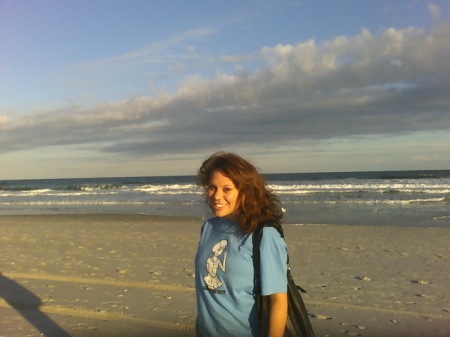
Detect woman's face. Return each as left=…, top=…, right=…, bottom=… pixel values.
left=208, top=170, right=239, bottom=218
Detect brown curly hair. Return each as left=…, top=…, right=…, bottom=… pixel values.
left=198, top=152, right=284, bottom=233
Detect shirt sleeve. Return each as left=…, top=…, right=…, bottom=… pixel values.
left=259, top=226, right=288, bottom=295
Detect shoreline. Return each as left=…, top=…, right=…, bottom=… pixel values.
left=1, top=213, right=448, bottom=228
left=1, top=214, right=449, bottom=336
left=0, top=213, right=203, bottom=221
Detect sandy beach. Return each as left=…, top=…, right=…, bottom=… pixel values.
left=0, top=214, right=449, bottom=337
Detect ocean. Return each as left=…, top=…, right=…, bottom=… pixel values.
left=1, top=170, right=449, bottom=228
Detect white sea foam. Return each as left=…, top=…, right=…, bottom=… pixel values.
left=1, top=171, right=449, bottom=227
left=283, top=197, right=446, bottom=205
left=269, top=183, right=450, bottom=194
left=433, top=214, right=450, bottom=220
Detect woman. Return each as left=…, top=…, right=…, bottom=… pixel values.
left=195, top=152, right=288, bottom=337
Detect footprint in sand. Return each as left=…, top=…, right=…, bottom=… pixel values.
left=311, top=314, right=332, bottom=320
left=340, top=331, right=361, bottom=337
left=415, top=294, right=432, bottom=299
left=410, top=279, right=431, bottom=284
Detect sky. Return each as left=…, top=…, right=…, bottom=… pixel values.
left=0, top=0, right=449, bottom=179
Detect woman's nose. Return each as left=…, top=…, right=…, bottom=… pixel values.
left=212, top=189, right=222, bottom=199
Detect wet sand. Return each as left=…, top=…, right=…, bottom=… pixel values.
left=0, top=214, right=449, bottom=336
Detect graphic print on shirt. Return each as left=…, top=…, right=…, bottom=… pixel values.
left=204, top=239, right=228, bottom=290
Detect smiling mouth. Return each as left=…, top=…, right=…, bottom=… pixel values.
left=212, top=202, right=228, bottom=210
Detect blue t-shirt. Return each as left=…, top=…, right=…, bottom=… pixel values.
left=195, top=217, right=288, bottom=337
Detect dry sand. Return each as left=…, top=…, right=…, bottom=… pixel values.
left=0, top=214, right=449, bottom=337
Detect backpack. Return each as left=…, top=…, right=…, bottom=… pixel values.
left=252, top=220, right=315, bottom=337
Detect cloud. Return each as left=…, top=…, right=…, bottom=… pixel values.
left=428, top=3, right=441, bottom=21
left=0, top=115, right=10, bottom=124
left=219, top=54, right=256, bottom=63
left=110, top=28, right=214, bottom=63
left=1, top=22, right=449, bottom=158
left=72, top=28, right=215, bottom=75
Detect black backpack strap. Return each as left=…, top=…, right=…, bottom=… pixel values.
left=253, top=220, right=315, bottom=337
left=252, top=220, right=274, bottom=335
left=252, top=219, right=287, bottom=295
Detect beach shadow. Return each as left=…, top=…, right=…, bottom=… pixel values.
left=0, top=273, right=71, bottom=336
